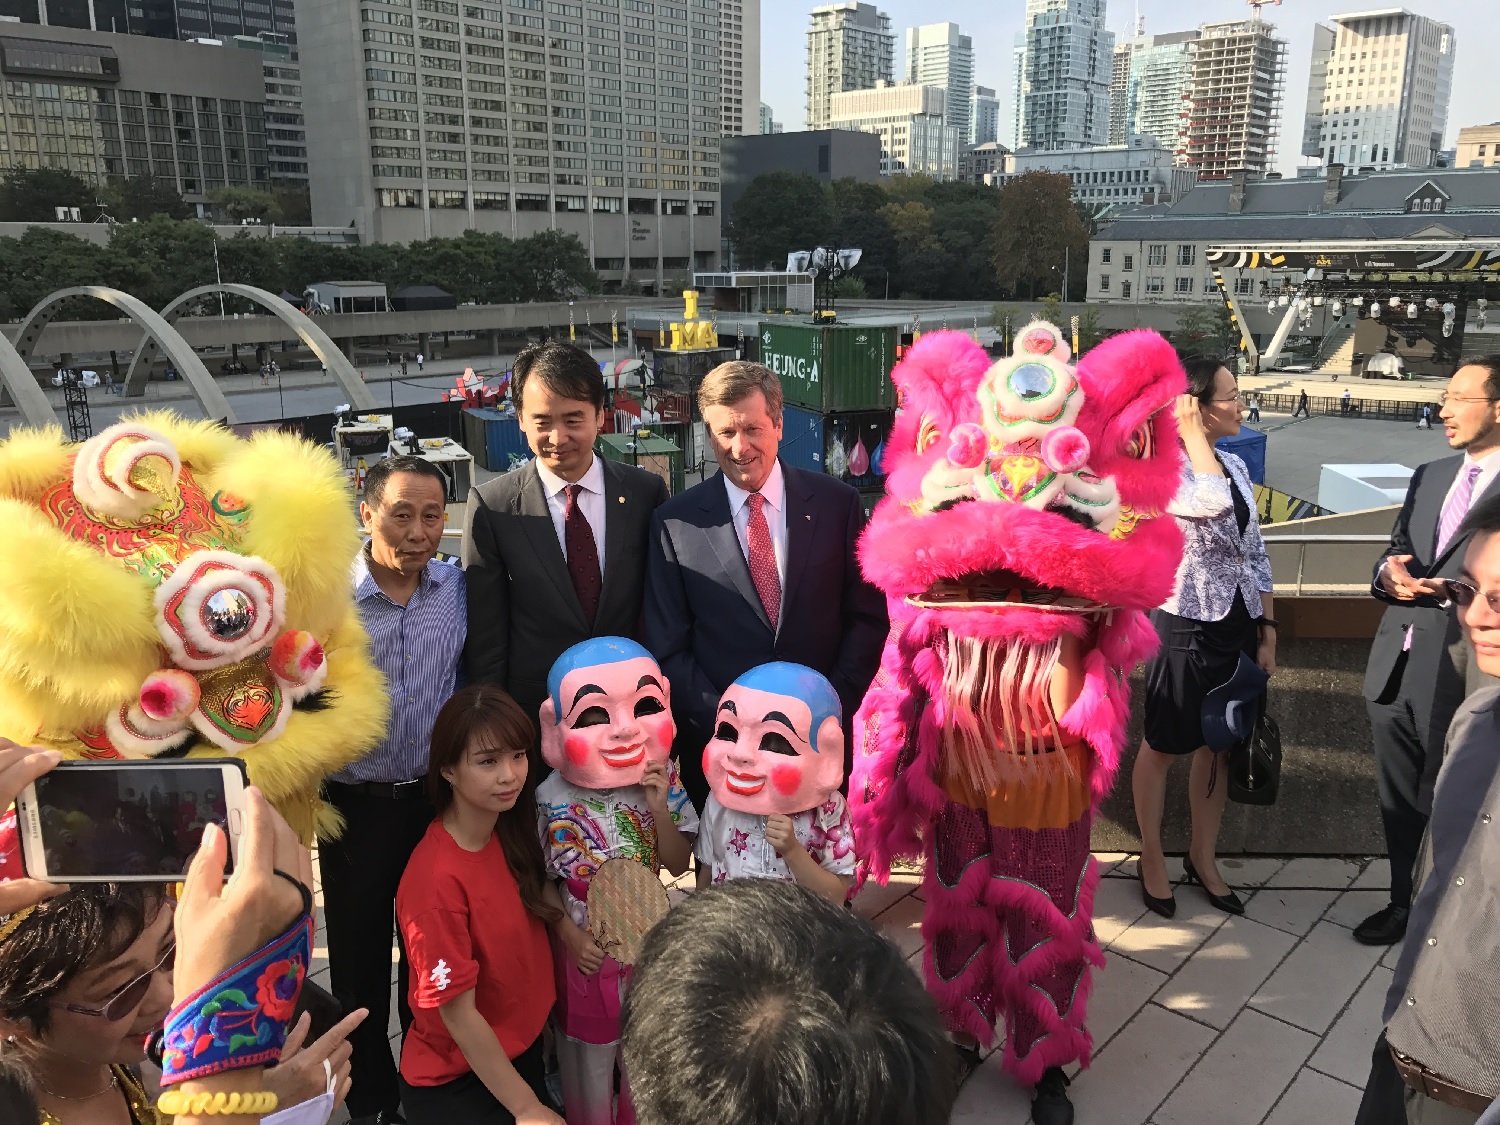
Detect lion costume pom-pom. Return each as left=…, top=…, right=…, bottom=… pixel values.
left=0, top=414, right=389, bottom=842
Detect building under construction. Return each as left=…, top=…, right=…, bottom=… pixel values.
left=1186, top=17, right=1287, bottom=180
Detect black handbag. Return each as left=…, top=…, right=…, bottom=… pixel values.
left=1228, top=712, right=1281, bottom=806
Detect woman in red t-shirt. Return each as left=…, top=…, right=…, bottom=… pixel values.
left=397, top=685, right=567, bottom=1125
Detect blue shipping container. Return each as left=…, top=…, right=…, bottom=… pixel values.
left=1216, top=427, right=1267, bottom=484
left=779, top=405, right=893, bottom=488
left=464, top=407, right=534, bottom=473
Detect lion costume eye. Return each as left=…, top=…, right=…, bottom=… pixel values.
left=1124, top=420, right=1155, bottom=460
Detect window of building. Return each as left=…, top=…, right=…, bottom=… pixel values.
left=1177, top=245, right=1195, bottom=267
left=473, top=190, right=508, bottom=208
left=1174, top=277, right=1193, bottom=295
left=661, top=197, right=686, bottom=214
left=662, top=256, right=689, bottom=269
left=593, top=195, right=621, bottom=212
left=1234, top=277, right=1253, bottom=295
left=515, top=192, right=549, bottom=210
left=594, top=256, right=624, bottom=269
left=1120, top=280, right=1132, bottom=300
left=694, top=199, right=714, bottom=216
left=1100, top=248, right=1111, bottom=264
left=378, top=187, right=421, bottom=206
left=1148, top=244, right=1166, bottom=266
left=428, top=189, right=466, bottom=207
left=1122, top=253, right=1133, bottom=272
left=629, top=256, right=657, bottom=269
left=1145, top=276, right=1164, bottom=294
left=627, top=196, right=655, bottom=214
left=555, top=194, right=586, bottom=210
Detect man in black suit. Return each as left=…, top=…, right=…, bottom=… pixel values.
left=644, top=360, right=888, bottom=808
left=1358, top=356, right=1500, bottom=947
left=463, top=341, right=670, bottom=724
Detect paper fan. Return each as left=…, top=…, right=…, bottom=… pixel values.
left=587, top=857, right=670, bottom=966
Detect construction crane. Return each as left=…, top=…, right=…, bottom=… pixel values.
left=1247, top=0, right=1282, bottom=18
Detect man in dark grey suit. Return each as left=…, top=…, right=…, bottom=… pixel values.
left=644, top=361, right=888, bottom=809
left=463, top=342, right=669, bottom=724
left=1358, top=356, right=1500, bottom=947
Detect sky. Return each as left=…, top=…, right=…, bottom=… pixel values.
left=759, top=0, right=1496, bottom=176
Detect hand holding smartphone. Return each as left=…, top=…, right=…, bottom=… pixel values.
left=15, top=758, right=250, bottom=883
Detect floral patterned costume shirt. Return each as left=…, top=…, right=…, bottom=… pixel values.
left=694, top=793, right=855, bottom=886
left=535, top=762, right=699, bottom=928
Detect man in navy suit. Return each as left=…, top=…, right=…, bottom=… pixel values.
left=645, top=361, right=888, bottom=809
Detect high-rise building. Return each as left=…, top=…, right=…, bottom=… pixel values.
left=720, top=0, right=759, bottom=137
left=226, top=33, right=303, bottom=181
left=828, top=81, right=958, bottom=179
left=970, top=84, right=998, bottom=145
left=1302, top=9, right=1455, bottom=171
left=1016, top=0, right=1114, bottom=151
left=298, top=0, right=722, bottom=275
left=1111, top=29, right=1197, bottom=157
left=805, top=2, right=893, bottom=131
left=1010, top=32, right=1025, bottom=149
left=1185, top=17, right=1286, bottom=179
left=905, top=22, right=972, bottom=144
left=0, top=0, right=175, bottom=37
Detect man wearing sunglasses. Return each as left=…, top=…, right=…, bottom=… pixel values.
left=1358, top=493, right=1500, bottom=1125
left=1359, top=356, right=1500, bottom=949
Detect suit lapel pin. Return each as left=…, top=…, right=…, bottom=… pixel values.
left=617, top=495, right=625, bottom=504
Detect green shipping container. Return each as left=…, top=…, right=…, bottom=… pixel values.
left=758, top=322, right=897, bottom=412
left=596, top=431, right=685, bottom=497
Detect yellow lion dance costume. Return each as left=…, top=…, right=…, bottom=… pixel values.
left=0, top=413, right=389, bottom=842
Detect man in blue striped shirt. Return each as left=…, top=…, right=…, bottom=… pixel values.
left=320, top=454, right=467, bottom=1125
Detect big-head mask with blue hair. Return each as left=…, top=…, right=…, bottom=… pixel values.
left=704, top=663, right=845, bottom=815
left=539, top=637, right=675, bottom=789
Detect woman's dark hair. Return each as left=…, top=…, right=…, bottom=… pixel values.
left=1181, top=355, right=1229, bottom=404
left=427, top=685, right=561, bottom=925
left=0, top=884, right=168, bottom=1120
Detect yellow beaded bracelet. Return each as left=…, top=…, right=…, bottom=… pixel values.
left=155, top=1089, right=279, bottom=1116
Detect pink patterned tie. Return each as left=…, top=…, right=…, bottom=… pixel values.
left=745, top=493, right=780, bottom=628
left=1437, top=463, right=1482, bottom=557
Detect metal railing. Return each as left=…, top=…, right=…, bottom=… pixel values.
left=1260, top=533, right=1389, bottom=595
left=1258, top=392, right=1436, bottom=422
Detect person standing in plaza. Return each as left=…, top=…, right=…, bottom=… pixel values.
left=417, top=352, right=425, bottom=372
left=1343, top=387, right=1354, bottom=415
left=1294, top=388, right=1311, bottom=418
left=463, top=341, right=668, bottom=725
left=1356, top=356, right=1500, bottom=947
left=643, top=360, right=887, bottom=810
left=322, top=455, right=467, bottom=1125
left=1133, top=357, right=1276, bottom=918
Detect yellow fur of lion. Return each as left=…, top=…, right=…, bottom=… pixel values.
left=0, top=413, right=390, bottom=843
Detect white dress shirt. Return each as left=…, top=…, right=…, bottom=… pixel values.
left=723, top=459, right=787, bottom=588
left=535, top=453, right=606, bottom=577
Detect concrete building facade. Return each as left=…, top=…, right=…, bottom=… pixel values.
left=1301, top=8, right=1455, bottom=172
left=1085, top=164, right=1500, bottom=305
left=956, top=139, right=1006, bottom=184
left=719, top=0, right=757, bottom=137
left=995, top=135, right=1196, bottom=207
left=1456, top=123, right=1500, bottom=169
left=1016, top=0, right=1113, bottom=151
left=720, top=127, right=880, bottom=218
left=904, top=21, right=971, bottom=145
left=805, top=1, right=892, bottom=132
left=297, top=0, right=721, bottom=285
left=828, top=80, right=957, bottom=179
left=1185, top=17, right=1286, bottom=179
left=969, top=83, right=997, bottom=145
left=1110, top=28, right=1196, bottom=158
left=0, top=21, right=267, bottom=202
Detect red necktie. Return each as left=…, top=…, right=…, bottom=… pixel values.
left=564, top=484, right=601, bottom=626
left=746, top=492, right=780, bottom=628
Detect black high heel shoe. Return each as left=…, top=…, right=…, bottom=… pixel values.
left=1138, top=868, right=1176, bottom=918
left=1182, top=855, right=1245, bottom=915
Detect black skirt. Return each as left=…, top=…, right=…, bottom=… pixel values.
left=1143, top=591, right=1260, bottom=756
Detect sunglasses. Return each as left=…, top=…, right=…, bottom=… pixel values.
left=1445, top=580, right=1500, bottom=614
left=52, top=940, right=176, bottom=1022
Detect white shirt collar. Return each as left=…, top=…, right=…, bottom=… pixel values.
left=536, top=452, right=604, bottom=498
left=723, top=459, right=784, bottom=516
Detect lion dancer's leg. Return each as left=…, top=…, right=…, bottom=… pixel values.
left=921, top=743, right=1103, bottom=1086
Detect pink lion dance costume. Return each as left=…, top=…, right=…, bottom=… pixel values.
left=852, top=323, right=1186, bottom=1086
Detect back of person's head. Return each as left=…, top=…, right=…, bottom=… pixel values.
left=621, top=879, right=954, bottom=1125
left=1180, top=355, right=1227, bottom=405
left=512, top=340, right=605, bottom=413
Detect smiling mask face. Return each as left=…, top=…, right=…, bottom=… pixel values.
left=539, top=637, right=675, bottom=788
left=703, top=663, right=844, bottom=815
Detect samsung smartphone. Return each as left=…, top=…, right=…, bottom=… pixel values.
left=15, top=759, right=249, bottom=883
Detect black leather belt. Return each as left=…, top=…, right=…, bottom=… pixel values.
left=325, top=778, right=426, bottom=799
left=1390, top=1047, right=1492, bottom=1114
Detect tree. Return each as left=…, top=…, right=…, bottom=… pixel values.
left=0, top=168, right=95, bottom=222
left=512, top=229, right=600, bottom=300
left=991, top=171, right=1090, bottom=300
left=727, top=172, right=834, bottom=270
left=272, top=183, right=312, bottom=226
left=103, top=175, right=191, bottom=221
left=1173, top=305, right=1223, bottom=353
left=208, top=186, right=283, bottom=224
left=1076, top=307, right=1105, bottom=355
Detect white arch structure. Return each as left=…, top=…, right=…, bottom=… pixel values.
left=0, top=329, right=58, bottom=428
left=10, top=286, right=235, bottom=423
left=127, top=284, right=376, bottom=412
